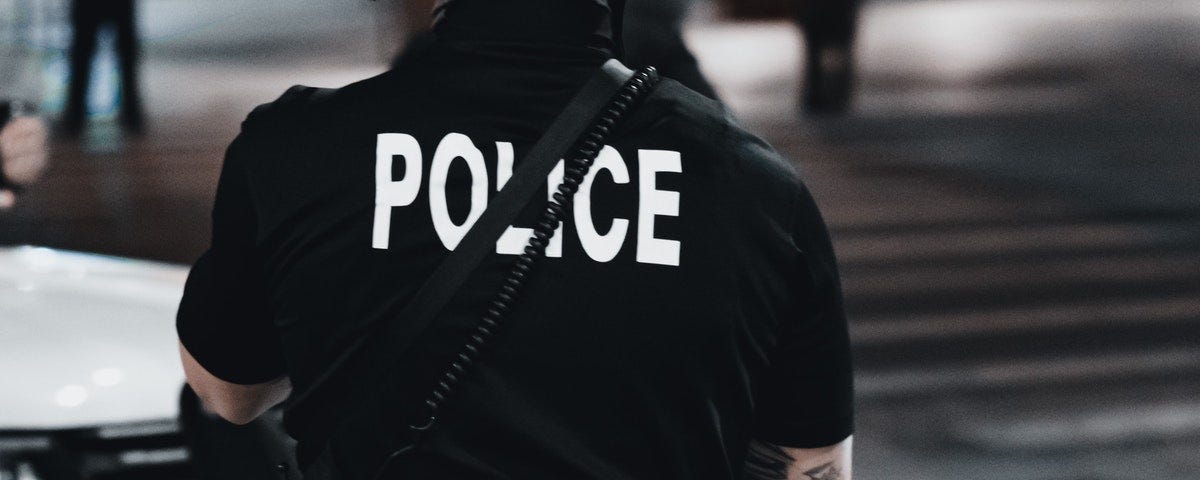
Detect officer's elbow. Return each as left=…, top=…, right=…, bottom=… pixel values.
left=179, top=341, right=292, bottom=425
left=207, top=400, right=264, bottom=425
left=193, top=377, right=292, bottom=425
left=190, top=380, right=288, bottom=425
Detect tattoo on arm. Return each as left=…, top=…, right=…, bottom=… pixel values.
left=744, top=440, right=793, bottom=480
left=803, top=463, right=842, bottom=480
left=744, top=440, right=844, bottom=480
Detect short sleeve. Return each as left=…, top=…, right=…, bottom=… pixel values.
left=176, top=133, right=287, bottom=385
left=751, top=185, right=854, bottom=448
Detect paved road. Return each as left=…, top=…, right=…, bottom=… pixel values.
left=684, top=2, right=1200, bottom=478
left=2, top=1, right=1199, bottom=479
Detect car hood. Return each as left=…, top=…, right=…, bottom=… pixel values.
left=0, top=246, right=188, bottom=431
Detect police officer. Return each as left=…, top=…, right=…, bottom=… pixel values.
left=176, top=1, right=854, bottom=478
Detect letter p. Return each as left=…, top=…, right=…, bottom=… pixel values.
left=374, top=134, right=423, bottom=249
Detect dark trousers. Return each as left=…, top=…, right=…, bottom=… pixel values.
left=65, top=0, right=142, bottom=127
left=796, top=0, right=860, bottom=112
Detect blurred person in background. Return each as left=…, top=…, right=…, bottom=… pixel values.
left=176, top=0, right=853, bottom=479
left=0, top=101, right=48, bottom=209
left=716, top=0, right=859, bottom=113
left=795, top=0, right=859, bottom=113
left=63, top=0, right=144, bottom=134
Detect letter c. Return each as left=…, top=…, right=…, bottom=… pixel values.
left=575, top=146, right=630, bottom=262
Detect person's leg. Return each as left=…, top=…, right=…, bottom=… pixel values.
left=798, top=0, right=859, bottom=113
left=64, top=0, right=100, bottom=131
left=113, top=0, right=143, bottom=131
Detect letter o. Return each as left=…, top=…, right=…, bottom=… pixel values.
left=429, top=133, right=489, bottom=250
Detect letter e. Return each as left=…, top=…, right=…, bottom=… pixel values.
left=636, top=150, right=682, bottom=266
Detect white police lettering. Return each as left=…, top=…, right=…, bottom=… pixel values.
left=429, top=133, right=489, bottom=250
left=372, top=133, right=683, bottom=267
left=637, top=150, right=682, bottom=267
left=373, top=133, right=423, bottom=249
left=575, top=146, right=630, bottom=263
left=496, top=141, right=565, bottom=258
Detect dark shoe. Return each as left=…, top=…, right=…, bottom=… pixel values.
left=120, top=109, right=145, bottom=135
left=803, top=45, right=854, bottom=114
left=61, top=111, right=86, bottom=136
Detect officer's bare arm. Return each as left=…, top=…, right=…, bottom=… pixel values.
left=178, top=341, right=292, bottom=425
left=745, top=436, right=853, bottom=480
left=0, top=116, right=48, bottom=209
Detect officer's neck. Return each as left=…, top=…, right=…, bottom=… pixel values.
left=432, top=1, right=616, bottom=56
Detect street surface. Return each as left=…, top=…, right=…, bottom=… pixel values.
left=686, top=2, right=1200, bottom=478
left=2, top=1, right=1199, bottom=478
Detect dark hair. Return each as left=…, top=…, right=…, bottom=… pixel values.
left=432, top=0, right=626, bottom=55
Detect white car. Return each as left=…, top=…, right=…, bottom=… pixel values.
left=0, top=246, right=192, bottom=479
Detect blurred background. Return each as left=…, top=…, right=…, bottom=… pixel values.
left=1, top=0, right=1199, bottom=478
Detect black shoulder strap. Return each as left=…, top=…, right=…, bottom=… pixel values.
left=288, top=59, right=636, bottom=414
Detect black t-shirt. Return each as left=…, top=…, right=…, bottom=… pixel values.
left=177, top=39, right=852, bottom=479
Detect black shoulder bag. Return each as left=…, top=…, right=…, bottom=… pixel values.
left=293, top=60, right=661, bottom=480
